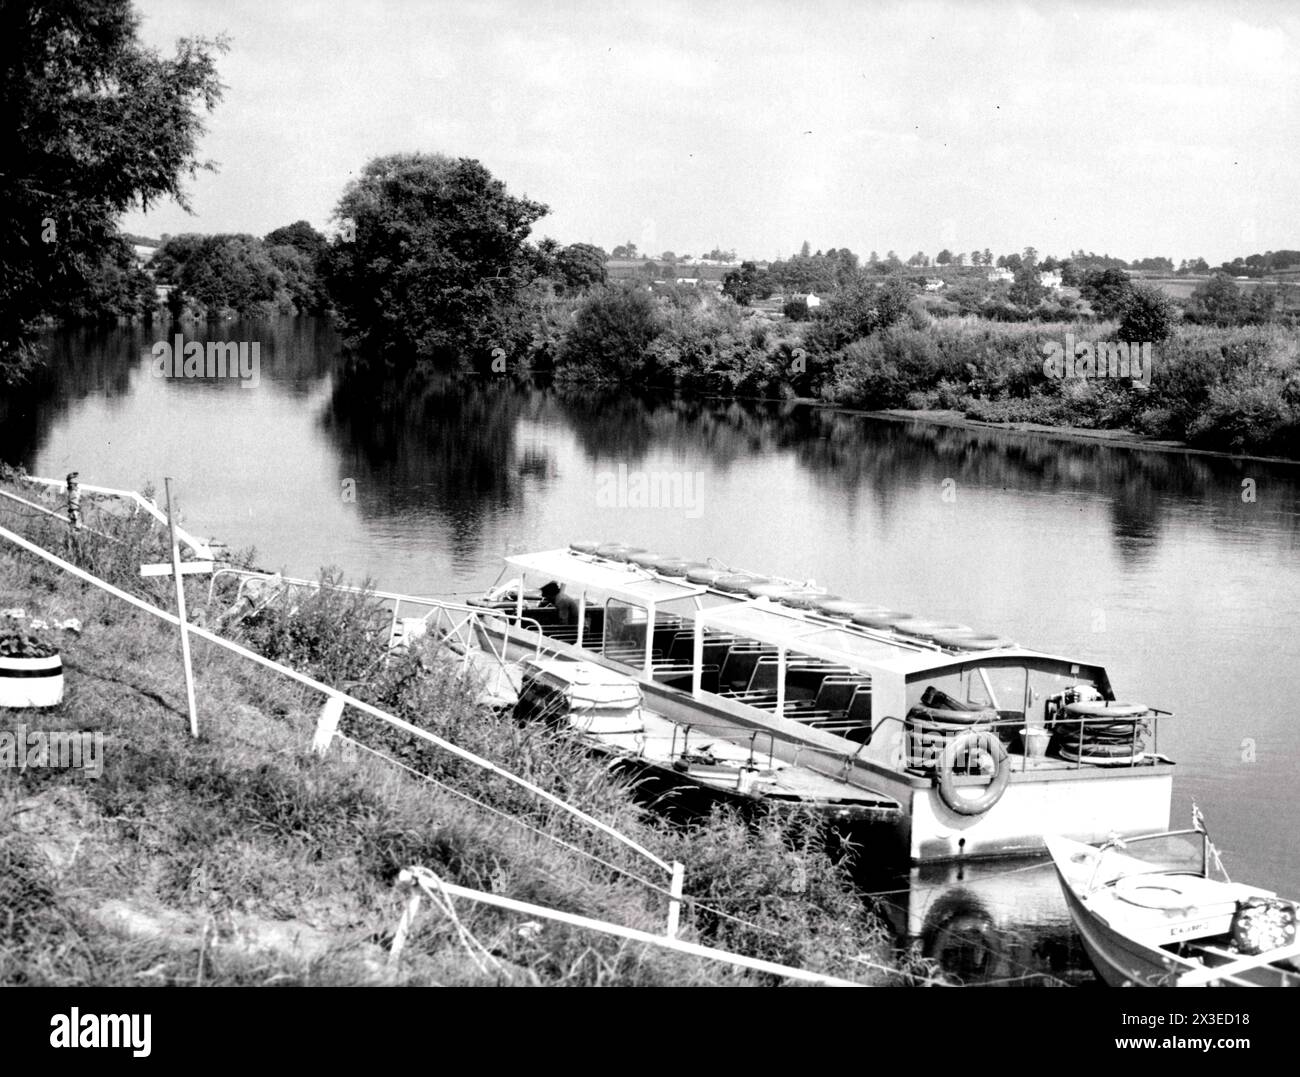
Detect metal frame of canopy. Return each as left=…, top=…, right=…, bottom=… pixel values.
left=504, top=549, right=708, bottom=671
left=504, top=548, right=1098, bottom=722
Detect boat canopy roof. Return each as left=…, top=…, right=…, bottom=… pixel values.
left=506, top=549, right=705, bottom=606
left=507, top=548, right=1088, bottom=679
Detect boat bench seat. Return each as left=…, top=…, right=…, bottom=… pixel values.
left=652, top=663, right=720, bottom=693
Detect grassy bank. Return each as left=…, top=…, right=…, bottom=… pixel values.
left=0, top=473, right=922, bottom=986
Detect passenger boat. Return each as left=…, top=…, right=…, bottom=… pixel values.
left=1046, top=827, right=1300, bottom=986
left=469, top=543, right=1177, bottom=863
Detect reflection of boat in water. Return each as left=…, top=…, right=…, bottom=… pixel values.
left=857, top=856, right=1093, bottom=985
left=1048, top=827, right=1300, bottom=987
left=469, top=543, right=1177, bottom=863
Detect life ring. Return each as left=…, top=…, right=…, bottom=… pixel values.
left=629, top=551, right=667, bottom=568
left=930, top=631, right=1015, bottom=651
left=748, top=582, right=798, bottom=600
left=654, top=559, right=707, bottom=578
left=851, top=608, right=913, bottom=629
left=910, top=702, right=996, bottom=726
left=686, top=566, right=729, bottom=585
left=816, top=599, right=874, bottom=619
left=1063, top=701, right=1150, bottom=719
left=569, top=540, right=600, bottom=554
left=936, top=731, right=1010, bottom=816
left=714, top=574, right=770, bottom=593
left=894, top=618, right=974, bottom=640
left=780, top=590, right=838, bottom=610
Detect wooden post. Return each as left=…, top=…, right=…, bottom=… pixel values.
left=65, top=472, right=81, bottom=529
left=165, top=478, right=200, bottom=738
left=666, top=861, right=685, bottom=938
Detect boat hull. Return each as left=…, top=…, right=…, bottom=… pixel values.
left=478, top=619, right=1174, bottom=863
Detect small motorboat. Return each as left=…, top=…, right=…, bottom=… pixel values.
left=1046, top=822, right=1300, bottom=986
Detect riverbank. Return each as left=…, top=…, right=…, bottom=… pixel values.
left=0, top=476, right=916, bottom=986
left=830, top=406, right=1300, bottom=467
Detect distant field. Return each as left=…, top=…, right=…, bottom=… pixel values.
left=1145, top=275, right=1300, bottom=308
left=605, top=259, right=732, bottom=281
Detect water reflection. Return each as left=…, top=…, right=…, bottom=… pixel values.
left=856, top=857, right=1094, bottom=986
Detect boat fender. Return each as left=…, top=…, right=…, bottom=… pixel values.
left=936, top=731, right=1010, bottom=816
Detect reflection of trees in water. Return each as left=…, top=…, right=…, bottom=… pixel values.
left=321, top=368, right=551, bottom=560
left=1, top=323, right=141, bottom=465
left=540, top=390, right=1300, bottom=552
left=547, top=389, right=802, bottom=468
left=0, top=317, right=340, bottom=466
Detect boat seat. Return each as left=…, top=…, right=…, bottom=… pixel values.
left=718, top=647, right=777, bottom=692
left=652, top=663, right=720, bottom=693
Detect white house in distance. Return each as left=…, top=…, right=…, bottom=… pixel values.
left=1039, top=269, right=1063, bottom=290
left=799, top=291, right=822, bottom=308
left=986, top=266, right=1014, bottom=283
left=924, top=278, right=945, bottom=291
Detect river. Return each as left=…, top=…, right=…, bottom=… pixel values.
left=4, top=315, right=1298, bottom=985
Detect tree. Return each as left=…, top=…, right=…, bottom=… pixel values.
left=721, top=260, right=772, bottom=305
left=1009, top=261, right=1045, bottom=307
left=264, top=220, right=327, bottom=261
left=805, top=277, right=915, bottom=352
left=1, top=0, right=226, bottom=381
left=1117, top=282, right=1175, bottom=342
left=155, top=233, right=286, bottom=316
left=326, top=153, right=548, bottom=369
left=936, top=249, right=952, bottom=265
left=1187, top=274, right=1244, bottom=325
left=800, top=240, right=812, bottom=258
left=556, top=286, right=661, bottom=382
left=611, top=241, right=638, bottom=259
left=1079, top=267, right=1134, bottom=319
left=553, top=243, right=607, bottom=292
left=264, top=220, right=329, bottom=312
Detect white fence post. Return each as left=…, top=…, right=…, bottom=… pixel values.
left=313, top=694, right=346, bottom=756
left=389, top=869, right=422, bottom=966
left=666, top=861, right=685, bottom=938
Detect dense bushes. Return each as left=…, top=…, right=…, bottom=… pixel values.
left=819, top=319, right=1300, bottom=457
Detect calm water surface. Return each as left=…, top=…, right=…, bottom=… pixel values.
left=4, top=316, right=1298, bottom=984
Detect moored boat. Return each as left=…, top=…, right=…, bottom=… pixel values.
left=468, top=543, right=1178, bottom=862
left=1046, top=827, right=1300, bottom=986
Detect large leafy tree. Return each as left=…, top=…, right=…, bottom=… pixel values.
left=153, top=233, right=286, bottom=316
left=326, top=153, right=549, bottom=370
left=0, top=0, right=225, bottom=382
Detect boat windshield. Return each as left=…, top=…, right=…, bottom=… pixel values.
left=1104, top=830, right=1208, bottom=877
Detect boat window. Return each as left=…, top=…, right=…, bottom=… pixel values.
left=1106, top=831, right=1207, bottom=877
left=603, top=599, right=649, bottom=663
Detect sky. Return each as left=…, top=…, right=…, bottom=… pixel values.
left=120, top=0, right=1300, bottom=265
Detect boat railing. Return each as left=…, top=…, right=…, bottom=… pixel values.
left=869, top=708, right=1171, bottom=775
left=669, top=722, right=779, bottom=774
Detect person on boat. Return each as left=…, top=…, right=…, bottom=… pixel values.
left=540, top=580, right=581, bottom=626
